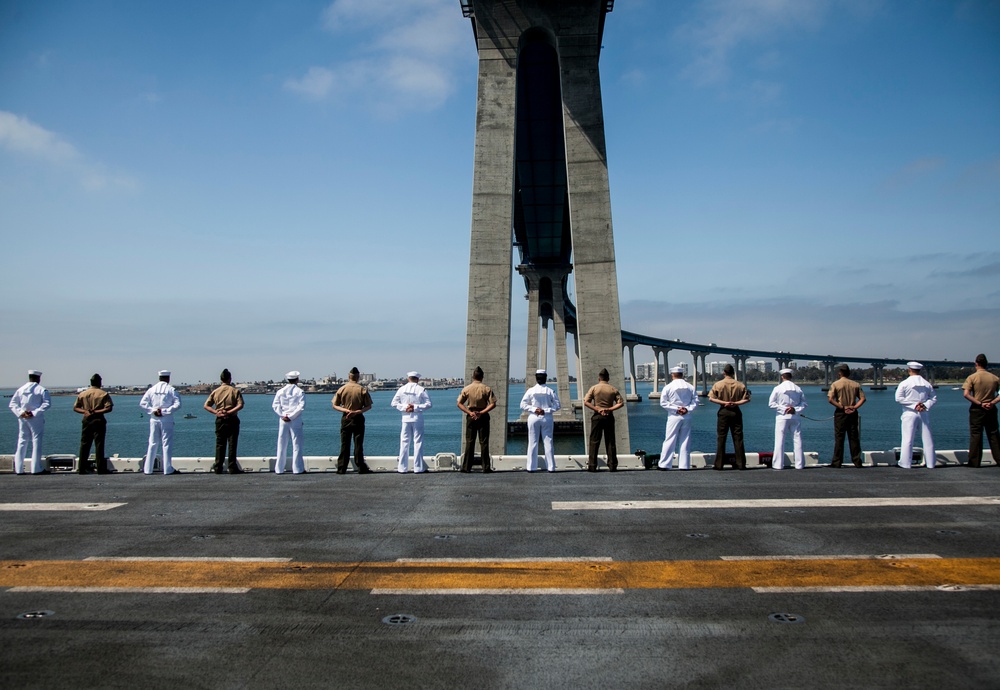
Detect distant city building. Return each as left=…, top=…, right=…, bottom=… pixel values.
left=709, top=361, right=727, bottom=376
left=636, top=363, right=655, bottom=380
left=747, top=361, right=773, bottom=373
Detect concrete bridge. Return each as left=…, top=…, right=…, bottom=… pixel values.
left=620, top=330, right=975, bottom=400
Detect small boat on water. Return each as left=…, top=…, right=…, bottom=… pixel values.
left=183, top=413, right=197, bottom=419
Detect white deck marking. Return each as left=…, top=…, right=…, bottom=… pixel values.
left=0, top=503, right=127, bottom=511
left=753, top=585, right=1000, bottom=594
left=553, top=496, right=1000, bottom=510
left=7, top=586, right=249, bottom=594
left=395, top=557, right=613, bottom=563
left=721, top=554, right=941, bottom=561
left=371, top=588, right=624, bottom=596
left=84, top=556, right=292, bottom=562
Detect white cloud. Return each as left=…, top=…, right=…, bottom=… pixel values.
left=0, top=110, right=136, bottom=191
left=284, top=66, right=336, bottom=100
left=0, top=110, right=79, bottom=164
left=675, top=0, right=842, bottom=86
left=287, top=0, right=473, bottom=115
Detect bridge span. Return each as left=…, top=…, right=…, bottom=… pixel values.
left=619, top=330, right=974, bottom=399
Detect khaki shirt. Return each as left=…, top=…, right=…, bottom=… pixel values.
left=709, top=377, right=749, bottom=404
left=584, top=381, right=624, bottom=409
left=828, top=377, right=864, bottom=409
left=457, top=381, right=496, bottom=411
left=206, top=384, right=243, bottom=414
left=333, top=381, right=373, bottom=412
left=75, top=387, right=113, bottom=415
left=963, top=369, right=1000, bottom=403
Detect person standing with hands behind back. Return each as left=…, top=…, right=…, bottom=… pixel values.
left=962, top=354, right=1000, bottom=467
left=73, top=373, right=113, bottom=474
left=204, top=368, right=245, bottom=474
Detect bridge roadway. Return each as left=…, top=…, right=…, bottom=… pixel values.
left=2, top=467, right=999, bottom=688
left=620, top=329, right=976, bottom=396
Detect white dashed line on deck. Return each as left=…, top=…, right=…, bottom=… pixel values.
left=0, top=503, right=127, bottom=511
left=552, top=497, right=1000, bottom=510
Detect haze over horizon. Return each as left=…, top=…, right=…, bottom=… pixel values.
left=2, top=0, right=998, bottom=389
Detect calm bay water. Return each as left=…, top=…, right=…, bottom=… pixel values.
left=1, top=383, right=975, bottom=461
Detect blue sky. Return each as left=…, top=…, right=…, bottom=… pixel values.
left=1, top=0, right=998, bottom=387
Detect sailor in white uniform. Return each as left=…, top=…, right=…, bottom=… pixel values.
left=272, top=371, right=306, bottom=474
left=769, top=368, right=808, bottom=469
left=520, top=369, right=561, bottom=472
left=895, top=361, right=937, bottom=469
left=9, top=369, right=51, bottom=474
left=391, top=371, right=432, bottom=473
left=139, top=370, right=182, bottom=475
left=658, top=365, right=698, bottom=470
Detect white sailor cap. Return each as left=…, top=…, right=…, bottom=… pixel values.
left=158, top=370, right=171, bottom=377
left=536, top=369, right=547, bottom=375
left=27, top=369, right=42, bottom=376
left=779, top=368, right=794, bottom=375
left=669, top=365, right=685, bottom=374
left=406, top=371, right=420, bottom=378
left=906, top=361, right=923, bottom=370
left=286, top=370, right=300, bottom=380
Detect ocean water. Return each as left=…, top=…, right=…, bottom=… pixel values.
left=0, top=383, right=976, bottom=461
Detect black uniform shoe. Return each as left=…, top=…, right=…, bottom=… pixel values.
left=482, top=468, right=493, bottom=473
left=228, top=467, right=246, bottom=474
left=357, top=467, right=373, bottom=474
left=336, top=468, right=347, bottom=474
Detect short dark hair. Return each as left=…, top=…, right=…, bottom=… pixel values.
left=598, top=368, right=609, bottom=381
left=723, top=364, right=735, bottom=376
left=976, top=353, right=988, bottom=368
left=220, top=369, right=232, bottom=383
left=349, top=367, right=360, bottom=381
left=837, top=364, right=850, bottom=377
left=91, top=374, right=102, bottom=386
left=473, top=366, right=484, bottom=381
left=535, top=372, right=547, bottom=385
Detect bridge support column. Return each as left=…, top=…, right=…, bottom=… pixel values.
left=871, top=362, right=886, bottom=390
left=624, top=343, right=640, bottom=402
left=822, top=361, right=833, bottom=390
left=693, top=351, right=709, bottom=396
left=649, top=346, right=670, bottom=399
left=733, top=355, right=749, bottom=383
left=549, top=282, right=573, bottom=417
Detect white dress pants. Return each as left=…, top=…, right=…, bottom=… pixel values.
left=659, top=414, right=692, bottom=469
left=772, top=416, right=804, bottom=469
left=397, top=416, right=426, bottom=473
left=14, top=416, right=45, bottom=474
left=275, top=419, right=305, bottom=473
left=899, top=410, right=935, bottom=468
left=526, top=413, right=555, bottom=471
left=144, top=416, right=176, bottom=474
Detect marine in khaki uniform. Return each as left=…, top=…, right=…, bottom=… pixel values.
left=708, top=364, right=750, bottom=470
left=73, top=374, right=114, bottom=474
left=827, top=364, right=866, bottom=468
left=456, top=366, right=498, bottom=473
left=203, top=368, right=245, bottom=474
left=962, top=353, right=1000, bottom=467
left=582, top=368, right=625, bottom=472
left=332, top=367, right=374, bottom=474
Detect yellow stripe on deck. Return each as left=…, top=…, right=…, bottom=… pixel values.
left=3, top=557, right=1000, bottom=593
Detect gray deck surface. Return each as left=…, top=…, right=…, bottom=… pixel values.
left=1, top=465, right=998, bottom=689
